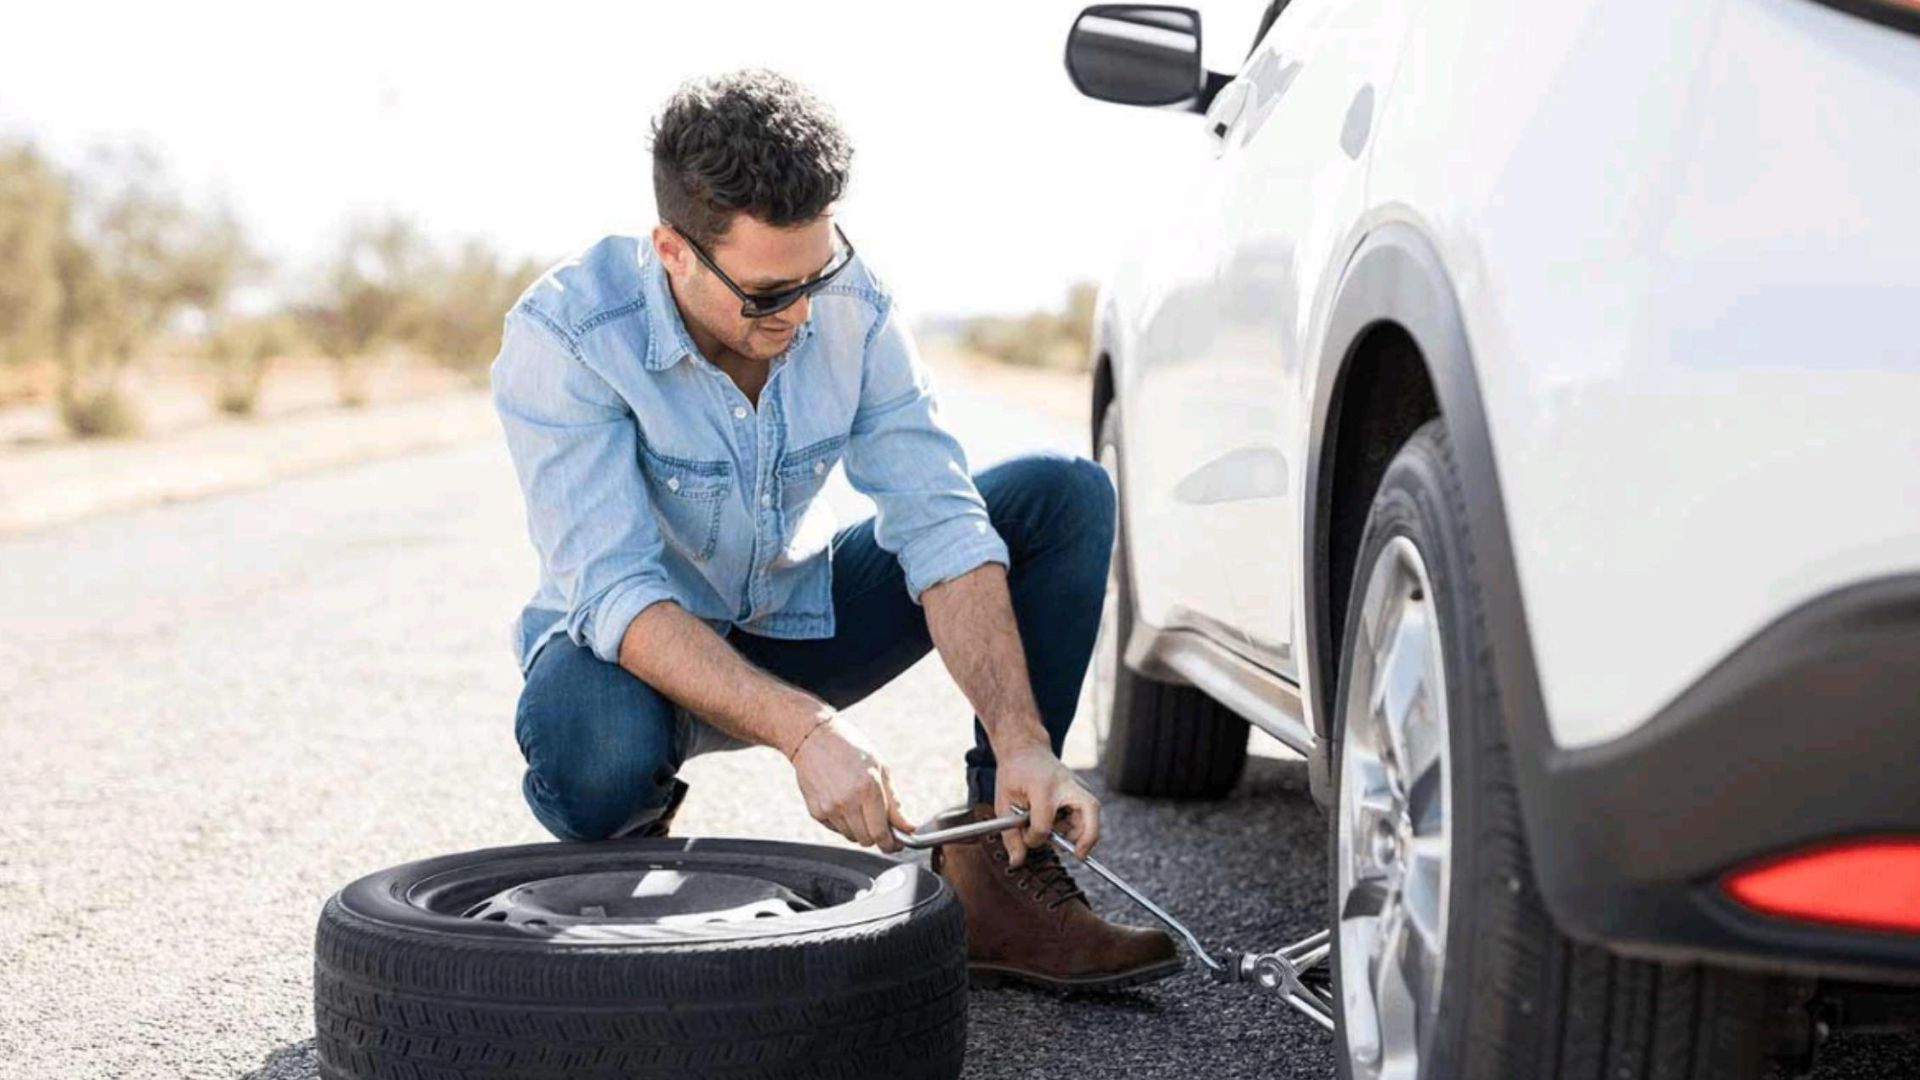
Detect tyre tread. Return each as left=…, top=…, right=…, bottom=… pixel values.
left=313, top=877, right=967, bottom=1079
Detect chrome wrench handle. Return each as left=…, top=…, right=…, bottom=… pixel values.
left=892, top=804, right=1228, bottom=970
left=890, top=809, right=1029, bottom=849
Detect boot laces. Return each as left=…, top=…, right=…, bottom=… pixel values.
left=1006, top=840, right=1088, bottom=910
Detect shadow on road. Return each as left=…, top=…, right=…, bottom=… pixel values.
left=242, top=1039, right=317, bottom=1080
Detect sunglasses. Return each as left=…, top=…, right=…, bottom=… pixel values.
left=667, top=220, right=856, bottom=319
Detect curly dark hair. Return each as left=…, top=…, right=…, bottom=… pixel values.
left=650, top=69, right=853, bottom=247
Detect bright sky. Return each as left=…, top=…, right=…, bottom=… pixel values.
left=0, top=1, right=1268, bottom=320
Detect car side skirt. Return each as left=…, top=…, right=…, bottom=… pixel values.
left=1124, top=618, right=1314, bottom=756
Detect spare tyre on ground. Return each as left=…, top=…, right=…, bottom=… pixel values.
left=313, top=837, right=967, bottom=1080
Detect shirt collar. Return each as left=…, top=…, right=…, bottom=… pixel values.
left=640, top=245, right=702, bottom=372
left=639, top=241, right=818, bottom=372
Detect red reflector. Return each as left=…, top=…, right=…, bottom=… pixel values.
left=1724, top=839, right=1920, bottom=933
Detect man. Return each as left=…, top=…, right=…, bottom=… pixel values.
left=491, top=69, right=1179, bottom=991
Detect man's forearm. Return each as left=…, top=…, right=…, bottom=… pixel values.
left=921, top=562, right=1051, bottom=754
left=615, top=600, right=828, bottom=757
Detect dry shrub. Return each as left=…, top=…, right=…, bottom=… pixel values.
left=58, top=386, right=140, bottom=437
left=207, top=315, right=297, bottom=417
left=335, top=357, right=372, bottom=408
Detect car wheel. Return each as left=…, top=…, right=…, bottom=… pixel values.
left=1091, top=402, right=1248, bottom=799
left=314, top=837, right=966, bottom=1080
left=1329, top=419, right=1781, bottom=1080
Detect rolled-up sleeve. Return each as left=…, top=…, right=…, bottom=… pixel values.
left=490, top=309, right=678, bottom=662
left=841, top=294, right=1010, bottom=603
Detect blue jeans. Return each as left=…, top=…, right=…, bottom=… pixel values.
left=513, top=451, right=1116, bottom=841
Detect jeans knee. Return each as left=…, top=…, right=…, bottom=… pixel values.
left=1031, top=454, right=1116, bottom=565
left=514, top=648, right=680, bottom=842
left=992, top=452, right=1115, bottom=549
left=1062, top=454, right=1117, bottom=546
left=524, top=744, right=674, bottom=841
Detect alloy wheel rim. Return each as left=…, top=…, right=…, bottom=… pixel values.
left=1336, top=535, right=1451, bottom=1079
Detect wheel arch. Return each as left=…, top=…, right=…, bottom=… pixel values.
left=1088, top=346, right=1160, bottom=689
left=1090, top=349, right=1116, bottom=453
left=1304, top=225, right=1522, bottom=736
left=1301, top=223, right=1560, bottom=910
left=1312, top=321, right=1440, bottom=741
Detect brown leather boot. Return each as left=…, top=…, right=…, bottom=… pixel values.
left=930, top=803, right=1183, bottom=992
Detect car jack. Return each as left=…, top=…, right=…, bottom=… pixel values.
left=896, top=805, right=1335, bottom=1031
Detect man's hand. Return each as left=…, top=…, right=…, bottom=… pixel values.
left=790, top=714, right=914, bottom=853
left=993, top=738, right=1101, bottom=867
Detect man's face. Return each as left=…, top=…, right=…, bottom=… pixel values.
left=652, top=212, right=836, bottom=364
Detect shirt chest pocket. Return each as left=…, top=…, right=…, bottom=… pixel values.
left=776, top=433, right=848, bottom=511
left=638, top=441, right=732, bottom=562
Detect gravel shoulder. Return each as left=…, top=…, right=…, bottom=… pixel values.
left=0, top=390, right=496, bottom=535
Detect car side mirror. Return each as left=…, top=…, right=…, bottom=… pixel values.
left=1065, top=5, right=1223, bottom=112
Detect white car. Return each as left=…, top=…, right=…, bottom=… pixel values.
left=1066, top=1, right=1920, bottom=1076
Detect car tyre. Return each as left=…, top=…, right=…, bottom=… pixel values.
left=1092, top=402, right=1248, bottom=800
left=314, top=837, right=966, bottom=1080
left=1329, top=419, right=1784, bottom=1080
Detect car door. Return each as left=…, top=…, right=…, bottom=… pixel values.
left=1182, top=0, right=1415, bottom=678
left=1115, top=59, right=1247, bottom=644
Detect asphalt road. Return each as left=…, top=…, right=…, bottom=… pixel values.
left=2, top=360, right=1915, bottom=1079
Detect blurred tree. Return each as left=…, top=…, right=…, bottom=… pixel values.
left=418, top=240, right=540, bottom=380
left=47, top=146, right=260, bottom=436
left=1064, top=280, right=1097, bottom=357
left=299, top=217, right=429, bottom=406
left=0, top=143, right=68, bottom=366
left=959, top=280, right=1097, bottom=372
left=48, top=234, right=140, bottom=435
left=206, top=313, right=301, bottom=416
left=173, top=203, right=265, bottom=330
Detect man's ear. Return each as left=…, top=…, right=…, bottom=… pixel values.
left=651, top=224, right=687, bottom=275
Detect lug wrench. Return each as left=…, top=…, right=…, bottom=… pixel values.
left=893, top=805, right=1335, bottom=1031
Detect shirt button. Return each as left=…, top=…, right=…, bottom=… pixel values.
left=733, top=406, right=748, bottom=420
left=667, top=477, right=680, bottom=492
left=812, top=460, right=825, bottom=475
left=760, top=493, right=772, bottom=508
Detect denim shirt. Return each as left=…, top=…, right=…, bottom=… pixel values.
left=491, top=235, right=1010, bottom=674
